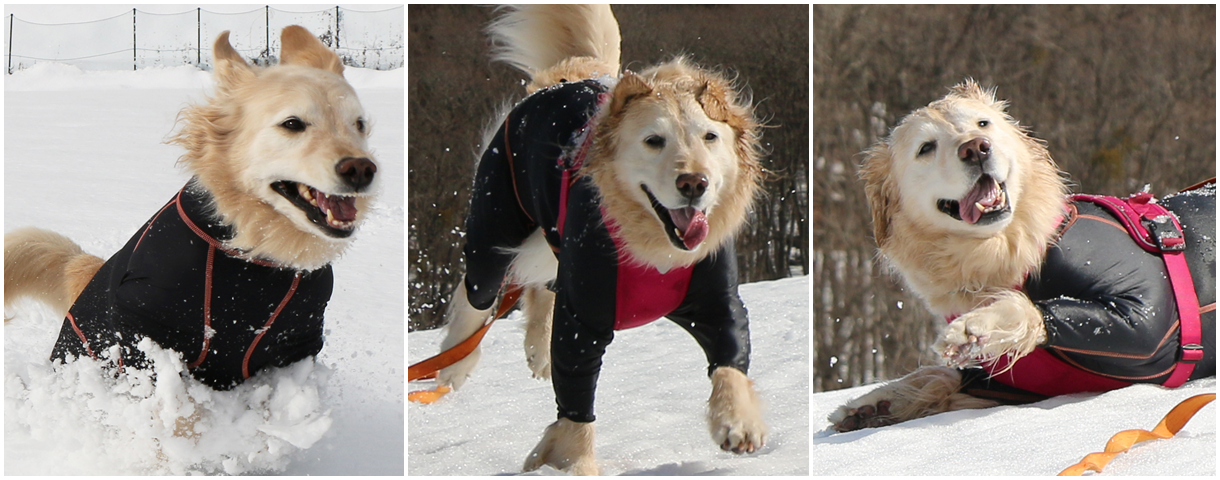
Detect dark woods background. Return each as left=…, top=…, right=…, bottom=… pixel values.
left=812, top=5, right=1216, bottom=391
left=408, top=5, right=810, bottom=331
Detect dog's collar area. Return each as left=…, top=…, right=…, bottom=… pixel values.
left=936, top=175, right=1011, bottom=225
left=640, top=184, right=709, bottom=251
left=271, top=180, right=358, bottom=238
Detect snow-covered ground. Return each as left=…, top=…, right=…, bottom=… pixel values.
left=410, top=275, right=1215, bottom=476
left=4, top=63, right=403, bottom=474
left=408, top=276, right=812, bottom=476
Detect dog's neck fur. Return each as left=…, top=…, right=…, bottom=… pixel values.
left=883, top=161, right=1067, bottom=317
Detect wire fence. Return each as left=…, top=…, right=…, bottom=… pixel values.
left=4, top=6, right=403, bottom=73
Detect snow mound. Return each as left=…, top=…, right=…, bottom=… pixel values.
left=5, top=320, right=332, bottom=475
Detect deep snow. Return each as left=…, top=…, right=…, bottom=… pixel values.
left=4, top=63, right=404, bottom=474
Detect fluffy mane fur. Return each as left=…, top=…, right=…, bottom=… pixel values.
left=860, top=81, right=1068, bottom=315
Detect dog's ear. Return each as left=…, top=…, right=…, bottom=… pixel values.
left=859, top=143, right=898, bottom=246
left=609, top=72, right=652, bottom=116
left=281, top=25, right=344, bottom=76
left=696, top=79, right=733, bottom=123
left=213, top=31, right=256, bottom=92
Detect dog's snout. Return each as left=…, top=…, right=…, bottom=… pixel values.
left=676, top=173, right=709, bottom=200
left=958, top=137, right=991, bottom=164
left=336, top=157, right=376, bottom=191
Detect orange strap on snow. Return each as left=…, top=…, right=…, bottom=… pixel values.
left=408, top=284, right=523, bottom=403
left=1058, top=393, right=1215, bottom=475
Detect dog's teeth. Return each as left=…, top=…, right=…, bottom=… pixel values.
left=976, top=202, right=987, bottom=212
left=297, top=183, right=314, bottom=202
left=325, top=208, right=335, bottom=224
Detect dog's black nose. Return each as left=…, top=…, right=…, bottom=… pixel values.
left=676, top=173, right=709, bottom=200
left=336, top=157, right=376, bottom=191
left=958, top=137, right=991, bottom=164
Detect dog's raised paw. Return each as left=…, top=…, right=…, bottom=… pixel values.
left=937, top=319, right=988, bottom=367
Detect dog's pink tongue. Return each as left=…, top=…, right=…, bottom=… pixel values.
left=316, top=189, right=359, bottom=222
left=669, top=207, right=709, bottom=249
left=959, top=178, right=1000, bottom=224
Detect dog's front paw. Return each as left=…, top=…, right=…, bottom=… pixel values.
left=707, top=367, right=767, bottom=454
left=523, top=418, right=598, bottom=475
left=937, top=318, right=989, bottom=368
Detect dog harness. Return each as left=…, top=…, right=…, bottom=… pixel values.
left=967, top=183, right=1215, bottom=396
left=462, top=79, right=752, bottom=423
left=51, top=179, right=334, bottom=390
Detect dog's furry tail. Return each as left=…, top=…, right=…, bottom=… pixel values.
left=487, top=5, right=621, bottom=90
left=4, top=227, right=104, bottom=319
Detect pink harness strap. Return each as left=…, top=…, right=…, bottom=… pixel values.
left=1071, top=192, right=1203, bottom=388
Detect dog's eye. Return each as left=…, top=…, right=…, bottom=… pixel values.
left=644, top=135, right=666, bottom=149
left=280, top=117, right=307, bottom=132
left=978, top=119, right=990, bottom=128
left=918, top=141, right=936, bottom=156
left=704, top=131, right=718, bottom=142
left=356, top=118, right=366, bottom=134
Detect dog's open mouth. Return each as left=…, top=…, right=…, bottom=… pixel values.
left=936, top=174, right=1010, bottom=225
left=271, top=181, right=359, bottom=238
left=641, top=185, right=708, bottom=251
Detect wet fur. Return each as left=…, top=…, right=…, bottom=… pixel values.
left=836, top=81, right=1067, bottom=431
left=438, top=5, right=765, bottom=474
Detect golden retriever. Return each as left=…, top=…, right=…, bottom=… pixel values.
left=427, top=5, right=766, bottom=475
left=832, top=80, right=1215, bottom=431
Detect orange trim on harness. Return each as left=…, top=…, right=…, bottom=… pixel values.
left=408, top=284, right=523, bottom=403
left=1058, top=393, right=1215, bottom=475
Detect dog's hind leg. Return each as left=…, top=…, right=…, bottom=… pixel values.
left=4, top=227, right=103, bottom=319
left=436, top=281, right=492, bottom=390
left=523, top=418, right=598, bottom=475
left=520, top=285, right=554, bottom=379
left=828, top=366, right=999, bottom=432
left=707, top=366, right=767, bottom=454
left=506, top=229, right=559, bottom=379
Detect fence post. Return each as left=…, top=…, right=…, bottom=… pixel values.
left=132, top=8, right=136, bottom=71
left=8, top=13, right=13, bottom=74
left=197, top=8, right=201, bottom=67
left=335, top=6, right=340, bottom=49
left=265, top=5, right=270, bottom=63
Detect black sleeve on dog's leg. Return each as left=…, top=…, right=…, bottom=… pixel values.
left=461, top=121, right=538, bottom=311
left=550, top=293, right=614, bottom=424
left=958, top=367, right=1047, bottom=405
left=668, top=241, right=751, bottom=378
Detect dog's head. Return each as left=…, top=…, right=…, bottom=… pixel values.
left=861, top=81, right=1060, bottom=246
left=586, top=58, right=761, bottom=269
left=173, top=26, right=377, bottom=270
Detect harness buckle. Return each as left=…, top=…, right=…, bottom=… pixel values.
left=1180, top=344, right=1205, bottom=363
left=1143, top=214, right=1186, bottom=252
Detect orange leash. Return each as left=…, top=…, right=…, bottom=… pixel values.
left=408, top=284, right=523, bottom=403
left=1058, top=393, right=1215, bottom=475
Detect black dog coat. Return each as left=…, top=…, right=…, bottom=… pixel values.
left=464, top=79, right=752, bottom=423
left=52, top=179, right=333, bottom=390
left=961, top=185, right=1215, bottom=399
